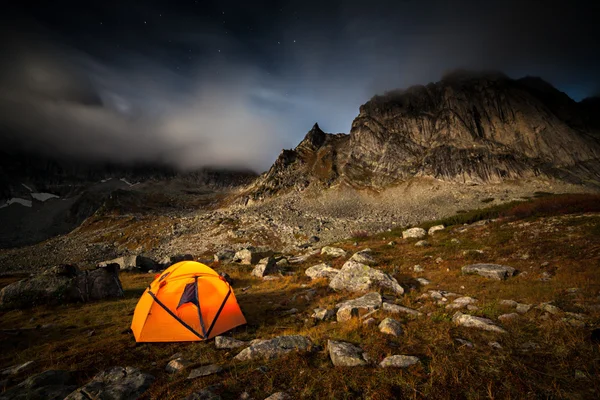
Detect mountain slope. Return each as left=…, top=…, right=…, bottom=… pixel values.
left=250, top=72, right=600, bottom=198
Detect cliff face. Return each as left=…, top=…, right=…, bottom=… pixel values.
left=251, top=72, right=600, bottom=197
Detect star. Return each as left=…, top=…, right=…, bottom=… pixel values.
left=293, top=40, right=296, bottom=43
left=218, top=49, right=221, bottom=53
left=144, top=21, right=147, bottom=24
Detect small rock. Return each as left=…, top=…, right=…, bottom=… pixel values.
left=416, top=278, right=430, bottom=286
left=455, top=338, right=474, bottom=348
left=264, top=392, right=290, bottom=400
left=378, top=318, right=403, bottom=336
left=387, top=241, right=396, bottom=246
left=466, top=305, right=479, bottom=311
left=233, top=335, right=313, bottom=361
left=321, top=247, right=347, bottom=258
left=362, top=318, right=376, bottom=326
left=428, top=225, right=445, bottom=235
left=166, top=358, right=192, bottom=373
left=251, top=257, right=278, bottom=278
left=336, top=292, right=382, bottom=322
left=382, top=302, right=422, bottom=316
left=402, top=227, right=427, bottom=239
left=312, top=308, right=335, bottom=321
left=536, top=303, right=561, bottom=315
left=1, top=361, right=35, bottom=377
left=498, top=313, right=519, bottom=322
left=446, top=296, right=477, bottom=310
left=215, top=336, right=247, bottom=349
left=413, top=265, right=424, bottom=273
left=305, top=264, right=339, bottom=280
left=349, top=250, right=376, bottom=265
left=488, top=341, right=503, bottom=350
left=452, top=312, right=507, bottom=333
left=462, top=249, right=484, bottom=256
left=188, top=365, right=223, bottom=379
left=450, top=238, right=461, bottom=244
left=461, top=264, right=516, bottom=280
left=499, top=300, right=518, bottom=307
left=327, top=340, right=368, bottom=367
left=415, top=240, right=430, bottom=247
left=379, top=355, right=419, bottom=368
left=515, top=303, right=532, bottom=314
left=435, top=257, right=444, bottom=264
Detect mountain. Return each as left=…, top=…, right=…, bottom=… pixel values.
left=250, top=72, right=600, bottom=199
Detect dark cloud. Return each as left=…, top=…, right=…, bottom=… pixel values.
left=1, top=0, right=598, bottom=171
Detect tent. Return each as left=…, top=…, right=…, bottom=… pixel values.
left=131, top=261, right=246, bottom=342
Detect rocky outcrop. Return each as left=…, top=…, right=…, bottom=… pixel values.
left=249, top=73, right=600, bottom=197
left=0, top=264, right=124, bottom=310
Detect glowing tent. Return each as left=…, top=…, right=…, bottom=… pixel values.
left=131, top=261, right=246, bottom=342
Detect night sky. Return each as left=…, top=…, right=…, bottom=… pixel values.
left=1, top=0, right=599, bottom=171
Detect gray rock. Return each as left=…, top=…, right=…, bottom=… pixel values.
left=537, top=303, right=561, bottom=315
left=382, top=302, right=422, bottom=317
left=349, top=250, right=376, bottom=265
left=413, top=265, right=424, bottom=273
left=251, top=257, right=278, bottom=278
left=166, top=358, right=193, bottom=373
left=498, top=313, right=519, bottom=322
left=402, top=228, right=427, bottom=239
left=378, top=318, right=403, bottom=336
left=264, top=393, right=290, bottom=400
left=428, top=225, right=445, bottom=235
left=414, top=240, right=430, bottom=247
left=233, top=248, right=259, bottom=265
left=327, top=340, right=368, bottom=367
left=321, top=246, right=347, bottom=258
left=455, top=338, right=474, bottom=348
left=1, top=361, right=35, bottom=377
left=379, top=355, right=420, bottom=368
left=452, top=312, right=507, bottom=333
left=188, top=365, right=223, bottom=379
left=488, top=341, right=503, bottom=350
left=65, top=366, right=154, bottom=400
left=215, top=336, right=247, bottom=349
left=515, top=303, right=532, bottom=314
left=234, top=335, right=313, bottom=361
left=0, top=370, right=76, bottom=400
left=499, top=300, right=518, bottom=307
left=214, top=249, right=236, bottom=263
left=311, top=308, right=335, bottom=321
left=416, top=278, right=430, bottom=286
left=0, top=264, right=123, bottom=310
left=461, top=264, right=516, bottom=280
left=329, top=261, right=404, bottom=295
left=305, top=264, right=339, bottom=280
left=98, top=256, right=137, bottom=269
left=446, top=296, right=477, bottom=310
left=336, top=292, right=382, bottom=322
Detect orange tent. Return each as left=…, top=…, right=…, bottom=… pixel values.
left=131, top=261, right=246, bottom=342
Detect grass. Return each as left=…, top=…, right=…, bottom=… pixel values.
left=1, top=195, right=600, bottom=398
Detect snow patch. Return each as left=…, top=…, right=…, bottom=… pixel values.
left=21, top=183, right=33, bottom=192
left=0, top=198, right=33, bottom=208
left=31, top=193, right=59, bottom=202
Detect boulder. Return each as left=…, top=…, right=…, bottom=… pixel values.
left=428, top=225, right=445, bottom=235
left=327, top=340, right=368, bottom=367
left=214, top=249, right=236, bottom=263
left=233, top=248, right=255, bottom=265
left=336, top=292, right=382, bottom=322
left=414, top=240, right=430, bottom=247
left=311, top=308, right=336, bottom=321
left=0, top=370, right=76, bottom=400
left=402, top=228, right=426, bottom=239
left=461, top=264, right=516, bottom=280
left=64, top=366, right=154, bottom=400
left=382, top=302, right=422, bottom=317
left=0, top=264, right=123, bottom=310
left=329, top=260, right=404, bottom=295
left=215, top=336, right=247, bottom=349
left=233, top=335, right=313, bottom=361
left=251, top=257, right=279, bottom=278
left=452, top=312, right=507, bottom=333
left=305, top=264, right=339, bottom=280
left=379, top=355, right=420, bottom=368
left=378, top=318, right=403, bottom=336
left=320, top=246, right=347, bottom=258
left=349, top=250, right=376, bottom=265
left=187, top=365, right=223, bottom=379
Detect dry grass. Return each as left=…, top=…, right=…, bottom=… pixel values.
left=2, top=198, right=600, bottom=399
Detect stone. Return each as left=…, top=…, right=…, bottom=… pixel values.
left=0, top=264, right=123, bottom=310
left=488, top=341, right=503, bottom=350
left=428, top=225, right=445, bottom=235
left=499, top=300, right=518, bottom=307
left=461, top=264, right=516, bottom=280
left=320, top=246, right=347, bottom=258
left=402, top=227, right=426, bottom=239
left=275, top=258, right=289, bottom=267
left=349, top=250, right=376, bottom=265
left=516, top=303, right=532, bottom=314
left=311, top=308, right=335, bottom=321
left=415, top=240, right=430, bottom=247
left=379, top=355, right=419, bottom=368
left=452, top=312, right=507, bottom=333
left=262, top=276, right=281, bottom=281
left=498, top=313, right=519, bottom=322
left=455, top=338, right=474, bottom=348
left=362, top=317, right=376, bottom=326
left=382, top=302, right=422, bottom=316
left=183, top=388, right=222, bottom=400
left=233, top=248, right=258, bottom=265
left=466, top=305, right=479, bottom=311
left=64, top=367, right=154, bottom=400
left=1, top=361, right=35, bottom=377
left=264, top=393, right=290, bottom=400
left=327, top=340, right=368, bottom=367
left=166, top=358, right=193, bottom=373
left=445, top=296, right=477, bottom=310
left=537, top=303, right=561, bottom=315
left=0, top=370, right=76, bottom=400
left=98, top=256, right=137, bottom=269
left=188, top=365, right=223, bottom=379
left=215, top=336, right=247, bottom=349
left=436, top=257, right=444, bottom=264
left=214, top=249, right=236, bottom=263
left=233, top=335, right=313, bottom=361
left=251, top=257, right=278, bottom=278
left=387, top=241, right=396, bottom=246
left=451, top=238, right=461, bottom=244
left=336, top=292, right=382, bottom=322
left=416, top=278, right=430, bottom=286
left=378, top=318, right=403, bottom=336
left=329, top=260, right=404, bottom=295
left=413, top=265, right=424, bottom=273
left=305, top=264, right=339, bottom=280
